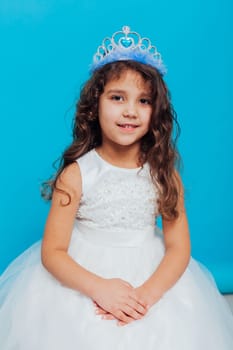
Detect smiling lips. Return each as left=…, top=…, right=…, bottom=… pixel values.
left=117, top=123, right=139, bottom=131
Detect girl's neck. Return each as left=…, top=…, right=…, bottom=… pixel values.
left=95, top=144, right=141, bottom=169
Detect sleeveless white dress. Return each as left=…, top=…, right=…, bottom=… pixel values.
left=0, top=149, right=233, bottom=349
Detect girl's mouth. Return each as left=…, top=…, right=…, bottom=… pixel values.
left=117, top=123, right=139, bottom=130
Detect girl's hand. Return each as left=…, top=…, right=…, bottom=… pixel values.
left=95, top=285, right=161, bottom=326
left=116, top=285, right=156, bottom=326
left=93, top=301, right=115, bottom=320
left=92, top=278, right=148, bottom=325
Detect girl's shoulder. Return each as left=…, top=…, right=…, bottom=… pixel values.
left=76, top=148, right=96, bottom=167
left=57, top=162, right=82, bottom=194
left=75, top=149, right=102, bottom=195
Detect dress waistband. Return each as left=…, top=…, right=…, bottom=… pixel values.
left=73, top=222, right=158, bottom=247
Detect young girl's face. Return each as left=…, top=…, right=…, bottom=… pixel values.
left=98, top=69, right=152, bottom=152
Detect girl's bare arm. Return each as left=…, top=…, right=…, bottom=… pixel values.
left=41, top=163, right=147, bottom=323
left=134, top=174, right=191, bottom=307
left=42, top=163, right=103, bottom=297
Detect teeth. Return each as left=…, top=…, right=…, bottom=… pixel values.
left=120, top=124, right=136, bottom=128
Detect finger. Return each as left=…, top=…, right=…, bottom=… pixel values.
left=127, top=299, right=148, bottom=315
left=121, top=305, right=143, bottom=320
left=102, top=314, right=115, bottom=320
left=94, top=303, right=109, bottom=314
left=129, top=292, right=148, bottom=309
left=95, top=308, right=108, bottom=315
left=93, top=301, right=101, bottom=308
left=114, top=310, right=135, bottom=324
left=126, top=294, right=148, bottom=314
left=93, top=301, right=102, bottom=308
left=117, top=320, right=129, bottom=326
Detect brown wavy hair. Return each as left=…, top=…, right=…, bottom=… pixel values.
left=42, top=60, right=181, bottom=220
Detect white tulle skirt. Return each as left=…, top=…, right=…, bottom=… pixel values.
left=0, top=226, right=233, bottom=350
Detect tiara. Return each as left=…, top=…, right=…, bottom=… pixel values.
left=90, top=26, right=167, bottom=76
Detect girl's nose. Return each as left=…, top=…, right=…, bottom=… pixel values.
left=122, top=105, right=138, bottom=118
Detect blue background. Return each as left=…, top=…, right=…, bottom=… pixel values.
left=0, top=0, right=232, bottom=292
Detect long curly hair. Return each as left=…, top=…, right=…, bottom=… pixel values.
left=42, top=60, right=181, bottom=220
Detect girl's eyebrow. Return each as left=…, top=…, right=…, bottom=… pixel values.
left=105, top=89, right=151, bottom=96
left=105, top=89, right=126, bottom=94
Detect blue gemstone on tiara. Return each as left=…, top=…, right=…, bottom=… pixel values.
left=90, top=26, right=167, bottom=76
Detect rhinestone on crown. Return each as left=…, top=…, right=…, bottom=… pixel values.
left=90, top=26, right=167, bottom=76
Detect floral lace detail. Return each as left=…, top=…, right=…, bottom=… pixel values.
left=76, top=166, right=158, bottom=231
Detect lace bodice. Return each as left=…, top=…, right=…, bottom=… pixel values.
left=76, top=150, right=159, bottom=232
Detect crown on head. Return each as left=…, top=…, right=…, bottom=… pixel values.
left=90, top=26, right=167, bottom=76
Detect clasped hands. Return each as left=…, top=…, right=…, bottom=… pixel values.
left=92, top=278, right=154, bottom=326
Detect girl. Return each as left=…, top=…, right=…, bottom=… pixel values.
left=0, top=26, right=233, bottom=349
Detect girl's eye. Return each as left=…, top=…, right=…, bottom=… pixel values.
left=111, top=95, right=124, bottom=102
left=140, top=98, right=151, bottom=105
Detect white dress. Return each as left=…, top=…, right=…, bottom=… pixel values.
left=0, top=149, right=233, bottom=350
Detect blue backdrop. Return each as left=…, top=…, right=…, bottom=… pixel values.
left=0, top=0, right=232, bottom=292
